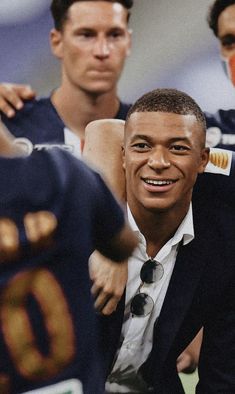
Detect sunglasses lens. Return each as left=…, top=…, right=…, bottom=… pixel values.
left=130, top=293, right=154, bottom=316
left=140, top=259, right=164, bottom=283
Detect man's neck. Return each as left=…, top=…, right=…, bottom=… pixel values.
left=51, top=84, right=120, bottom=139
left=129, top=202, right=190, bottom=258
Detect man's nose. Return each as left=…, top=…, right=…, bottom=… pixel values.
left=147, top=148, right=171, bottom=170
left=93, top=37, right=110, bottom=58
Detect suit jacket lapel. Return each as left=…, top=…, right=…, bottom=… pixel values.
left=141, top=204, right=216, bottom=378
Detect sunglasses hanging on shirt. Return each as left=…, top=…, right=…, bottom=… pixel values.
left=130, top=259, right=164, bottom=317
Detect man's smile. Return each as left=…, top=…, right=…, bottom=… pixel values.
left=140, top=177, right=178, bottom=193
left=142, top=178, right=177, bottom=186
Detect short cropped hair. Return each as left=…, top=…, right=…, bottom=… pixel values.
left=126, top=88, right=206, bottom=132
left=51, top=0, right=133, bottom=30
left=207, top=0, right=235, bottom=36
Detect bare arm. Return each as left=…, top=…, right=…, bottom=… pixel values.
left=83, top=119, right=129, bottom=315
left=0, top=120, right=25, bottom=157
left=177, top=328, right=203, bottom=374
left=90, top=220, right=137, bottom=315
left=83, top=118, right=126, bottom=201
left=89, top=251, right=128, bottom=315
left=0, top=83, right=36, bottom=117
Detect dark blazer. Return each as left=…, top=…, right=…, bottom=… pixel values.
left=99, top=159, right=235, bottom=393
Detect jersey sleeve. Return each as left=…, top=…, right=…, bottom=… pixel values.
left=40, top=149, right=126, bottom=256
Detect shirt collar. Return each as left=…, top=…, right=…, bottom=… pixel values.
left=172, top=203, right=194, bottom=246
left=127, top=203, right=194, bottom=248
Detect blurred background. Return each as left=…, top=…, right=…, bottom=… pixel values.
left=0, top=0, right=234, bottom=113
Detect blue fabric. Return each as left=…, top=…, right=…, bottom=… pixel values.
left=205, top=109, right=235, bottom=150
left=0, top=149, right=125, bottom=394
left=1, top=97, right=131, bottom=151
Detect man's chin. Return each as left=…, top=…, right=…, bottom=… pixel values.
left=142, top=202, right=173, bottom=214
left=82, top=80, right=116, bottom=95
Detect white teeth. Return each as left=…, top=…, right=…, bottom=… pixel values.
left=145, top=179, right=173, bottom=186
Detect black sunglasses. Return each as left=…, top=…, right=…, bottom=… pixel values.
left=130, top=259, right=164, bottom=317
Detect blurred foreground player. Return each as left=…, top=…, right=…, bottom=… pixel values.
left=0, top=121, right=137, bottom=394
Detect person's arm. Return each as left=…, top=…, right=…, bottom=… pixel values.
left=91, top=174, right=137, bottom=315
left=83, top=118, right=126, bottom=201
left=0, top=83, right=36, bottom=117
left=0, top=120, right=24, bottom=157
left=83, top=119, right=128, bottom=315
left=89, top=251, right=128, bottom=315
left=177, top=328, right=203, bottom=374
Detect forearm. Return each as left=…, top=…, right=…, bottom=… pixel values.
left=83, top=119, right=129, bottom=315
left=83, top=119, right=126, bottom=202
left=177, top=328, right=203, bottom=373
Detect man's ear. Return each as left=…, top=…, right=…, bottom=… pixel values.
left=198, top=147, right=210, bottom=174
left=50, top=28, right=64, bottom=59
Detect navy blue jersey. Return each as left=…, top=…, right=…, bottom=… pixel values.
left=0, top=149, right=125, bottom=394
left=1, top=97, right=131, bottom=157
left=205, top=109, right=235, bottom=150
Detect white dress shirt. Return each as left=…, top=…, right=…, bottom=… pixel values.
left=106, top=205, right=194, bottom=393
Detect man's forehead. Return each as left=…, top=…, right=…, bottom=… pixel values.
left=68, top=1, right=128, bottom=17
left=126, top=111, right=198, bottom=128
left=124, top=111, right=202, bottom=141
left=218, top=4, right=235, bottom=36
left=65, top=1, right=129, bottom=27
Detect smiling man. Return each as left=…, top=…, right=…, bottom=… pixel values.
left=102, top=89, right=235, bottom=393
left=124, top=111, right=207, bottom=227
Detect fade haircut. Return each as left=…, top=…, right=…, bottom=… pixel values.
left=51, top=0, right=133, bottom=30
left=207, top=0, right=235, bottom=36
left=126, top=88, right=206, bottom=132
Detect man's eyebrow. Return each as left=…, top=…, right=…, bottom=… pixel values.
left=219, top=33, right=235, bottom=43
left=168, top=136, right=191, bottom=143
left=73, top=27, right=95, bottom=31
left=129, top=134, right=151, bottom=143
left=108, top=26, right=126, bottom=31
left=129, top=135, right=191, bottom=143
left=130, top=134, right=149, bottom=139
